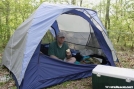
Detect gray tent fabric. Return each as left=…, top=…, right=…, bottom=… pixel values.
left=2, top=12, right=35, bottom=82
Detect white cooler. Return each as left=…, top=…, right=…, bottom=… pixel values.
left=92, top=65, right=134, bottom=89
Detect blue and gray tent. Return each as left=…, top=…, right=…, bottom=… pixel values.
left=2, top=3, right=118, bottom=89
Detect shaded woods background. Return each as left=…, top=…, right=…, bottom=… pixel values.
left=0, top=0, right=134, bottom=51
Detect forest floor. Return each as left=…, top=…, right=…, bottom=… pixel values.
left=0, top=49, right=134, bottom=89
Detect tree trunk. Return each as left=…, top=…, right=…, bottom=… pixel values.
left=80, top=0, right=83, bottom=6
left=3, top=0, right=10, bottom=42
left=15, top=0, right=18, bottom=30
left=6, top=2, right=10, bottom=37
left=105, top=0, right=110, bottom=30
left=0, top=8, right=2, bottom=42
left=99, top=0, right=102, bottom=18
left=71, top=0, right=76, bottom=5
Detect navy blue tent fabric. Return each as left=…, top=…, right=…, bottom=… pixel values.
left=20, top=43, right=96, bottom=89
left=51, top=21, right=60, bottom=35
left=65, top=10, right=115, bottom=66
left=16, top=9, right=115, bottom=89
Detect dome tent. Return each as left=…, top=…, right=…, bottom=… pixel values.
left=2, top=3, right=117, bottom=89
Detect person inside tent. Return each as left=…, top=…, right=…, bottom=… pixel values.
left=48, top=32, right=76, bottom=63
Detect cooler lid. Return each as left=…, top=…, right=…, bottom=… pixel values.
left=92, top=65, right=134, bottom=81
